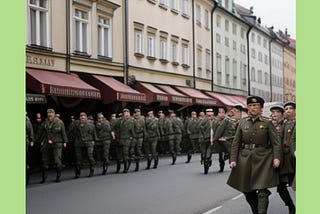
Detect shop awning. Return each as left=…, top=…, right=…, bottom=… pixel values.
left=134, top=82, right=170, bottom=104
left=26, top=93, right=47, bottom=104
left=26, top=68, right=101, bottom=99
left=175, top=86, right=222, bottom=106
left=230, top=95, right=247, bottom=106
left=156, top=85, right=193, bottom=105
left=89, top=75, right=147, bottom=104
left=205, top=92, right=237, bottom=107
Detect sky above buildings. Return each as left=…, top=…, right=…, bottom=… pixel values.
left=234, top=0, right=296, bottom=39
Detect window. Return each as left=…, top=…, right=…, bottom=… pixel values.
left=251, top=67, right=255, bottom=82
left=182, top=44, right=189, bottom=66
left=251, top=48, right=256, bottom=59
left=225, top=37, right=229, bottom=47
left=251, top=33, right=255, bottom=43
left=232, top=59, right=237, bottom=76
left=147, top=34, right=155, bottom=57
left=205, top=49, right=211, bottom=70
left=232, top=23, right=237, bottom=35
left=258, top=52, right=262, bottom=62
left=197, top=46, right=202, bottom=70
left=216, top=33, right=221, bottom=43
left=134, top=30, right=143, bottom=54
left=74, top=9, right=90, bottom=53
left=264, top=54, right=268, bottom=65
left=241, top=28, right=245, bottom=39
left=263, top=39, right=267, bottom=48
left=264, top=72, right=269, bottom=85
left=171, top=40, right=179, bottom=63
left=160, top=38, right=167, bottom=60
left=98, top=16, right=112, bottom=57
left=216, top=53, right=222, bottom=84
left=233, top=40, right=236, bottom=50
left=225, top=0, right=229, bottom=10
left=225, top=57, right=230, bottom=86
left=182, top=0, right=189, bottom=16
left=258, top=70, right=262, bottom=83
left=160, top=0, right=168, bottom=7
left=257, top=35, right=261, bottom=45
left=216, top=15, right=221, bottom=27
left=242, top=64, right=247, bottom=87
left=225, top=19, right=229, bottom=32
left=204, top=9, right=209, bottom=28
left=196, top=4, right=201, bottom=24
left=171, top=0, right=179, bottom=12
left=28, top=0, right=50, bottom=47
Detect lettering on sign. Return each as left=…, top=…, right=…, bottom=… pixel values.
left=195, top=98, right=217, bottom=105
left=172, top=96, right=193, bottom=104
left=49, top=86, right=101, bottom=99
left=119, top=93, right=146, bottom=102
left=156, top=94, right=169, bottom=102
left=26, top=55, right=55, bottom=67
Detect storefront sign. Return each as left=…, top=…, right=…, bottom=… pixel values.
left=172, top=96, right=193, bottom=104
left=118, top=93, right=146, bottom=102
left=26, top=93, right=47, bottom=104
left=195, top=98, right=217, bottom=106
left=26, top=55, right=54, bottom=67
left=156, top=94, right=169, bottom=102
left=49, top=86, right=101, bottom=99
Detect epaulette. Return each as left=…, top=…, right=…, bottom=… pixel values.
left=259, top=116, right=272, bottom=121
left=226, top=117, right=236, bottom=123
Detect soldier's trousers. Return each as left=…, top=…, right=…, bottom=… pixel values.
left=119, top=139, right=131, bottom=162
left=144, top=137, right=158, bottom=160
left=200, top=139, right=212, bottom=160
left=75, top=143, right=95, bottom=166
left=169, top=135, right=182, bottom=154
left=131, top=137, right=143, bottom=161
left=95, top=140, right=111, bottom=163
left=186, top=138, right=197, bottom=154
left=244, top=189, right=271, bottom=214
left=41, top=143, right=63, bottom=168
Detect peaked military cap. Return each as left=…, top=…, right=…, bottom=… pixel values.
left=158, top=110, right=164, bottom=115
left=206, top=108, right=213, bottom=112
left=80, top=112, right=87, bottom=117
left=232, top=103, right=244, bottom=111
left=123, top=108, right=130, bottom=113
left=270, top=104, right=284, bottom=113
left=284, top=101, right=296, bottom=109
left=147, top=110, right=153, bottom=114
left=134, top=108, right=141, bottom=113
left=47, top=108, right=55, bottom=114
left=247, top=96, right=265, bottom=107
left=97, top=112, right=104, bottom=118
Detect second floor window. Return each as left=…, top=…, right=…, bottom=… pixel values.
left=160, top=38, right=167, bottom=60
left=171, top=0, right=179, bottom=11
left=134, top=30, right=143, bottom=54
left=98, top=16, right=112, bottom=57
left=205, top=50, right=211, bottom=70
left=74, top=9, right=89, bottom=53
left=182, top=44, right=189, bottom=66
left=204, top=9, right=209, bottom=28
left=147, top=34, right=155, bottom=57
left=171, top=41, right=179, bottom=63
left=182, top=0, right=189, bottom=16
left=29, top=0, right=50, bottom=47
left=196, top=4, right=201, bottom=24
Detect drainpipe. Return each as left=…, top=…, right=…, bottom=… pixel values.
left=124, top=0, right=129, bottom=84
left=192, top=0, right=195, bottom=88
left=210, top=1, right=218, bottom=92
left=268, top=37, right=275, bottom=102
left=246, top=25, right=253, bottom=95
left=66, top=0, right=70, bottom=73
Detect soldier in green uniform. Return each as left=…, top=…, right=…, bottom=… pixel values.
left=185, top=111, right=200, bottom=163
left=131, top=108, right=146, bottom=171
left=144, top=110, right=159, bottom=169
left=211, top=106, right=237, bottom=172
left=95, top=113, right=114, bottom=175
left=272, top=102, right=296, bottom=214
left=66, top=116, right=76, bottom=167
left=72, top=112, right=97, bottom=178
left=170, top=112, right=184, bottom=164
left=227, top=96, right=282, bottom=214
left=36, top=109, right=68, bottom=183
left=199, top=108, right=215, bottom=174
left=158, top=111, right=175, bottom=164
left=26, top=113, right=34, bottom=185
left=111, top=113, right=123, bottom=173
left=118, top=108, right=135, bottom=173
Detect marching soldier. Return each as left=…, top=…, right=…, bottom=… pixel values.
left=158, top=111, right=175, bottom=164
left=95, top=113, right=114, bottom=175
left=185, top=111, right=200, bottom=163
left=272, top=102, right=296, bottom=214
left=144, top=110, right=159, bottom=169
left=111, top=113, right=123, bottom=173
left=72, top=112, right=97, bottom=178
left=170, top=112, right=184, bottom=164
left=26, top=113, right=34, bottom=185
left=227, top=96, right=281, bottom=214
left=132, top=109, right=146, bottom=172
left=118, top=108, right=135, bottom=173
left=36, top=109, right=68, bottom=183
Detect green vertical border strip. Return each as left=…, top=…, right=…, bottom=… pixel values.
left=0, top=1, right=25, bottom=214
left=297, top=0, right=318, bottom=213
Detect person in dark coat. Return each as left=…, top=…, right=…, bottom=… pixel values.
left=227, top=96, right=282, bottom=214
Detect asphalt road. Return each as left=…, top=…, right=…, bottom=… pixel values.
left=27, top=154, right=295, bottom=214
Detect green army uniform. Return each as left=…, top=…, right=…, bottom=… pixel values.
left=112, top=116, right=122, bottom=173
left=144, top=116, right=159, bottom=169
left=158, top=116, right=175, bottom=164
left=132, top=114, right=146, bottom=171
left=185, top=117, right=200, bottom=163
left=171, top=117, right=184, bottom=163
left=36, top=116, right=68, bottom=183
left=95, top=116, right=113, bottom=175
left=73, top=120, right=97, bottom=178
left=66, top=119, right=76, bottom=166
left=227, top=115, right=282, bottom=214
left=26, top=116, right=34, bottom=185
left=199, top=116, right=213, bottom=174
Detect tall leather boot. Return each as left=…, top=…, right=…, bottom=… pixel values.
left=134, top=160, right=139, bottom=172
left=55, top=167, right=62, bottom=182
left=219, top=162, right=225, bottom=172
left=88, top=166, right=94, bottom=177
left=172, top=154, right=176, bottom=165
left=153, top=157, right=159, bottom=169
left=40, top=168, right=47, bottom=184
left=277, top=183, right=295, bottom=214
left=123, top=161, right=128, bottom=173
left=102, top=161, right=108, bottom=175
left=146, top=158, right=151, bottom=170
left=185, top=154, right=192, bottom=163
left=75, top=165, right=81, bottom=178
left=116, top=161, right=121, bottom=173
left=127, top=160, right=131, bottom=171
left=244, top=192, right=259, bottom=214
left=257, top=189, right=271, bottom=214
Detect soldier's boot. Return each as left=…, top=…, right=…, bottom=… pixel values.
left=277, top=183, right=295, bottom=214
left=40, top=168, right=47, bottom=184
left=244, top=192, right=259, bottom=214
left=126, top=161, right=131, bottom=171
left=219, top=162, right=225, bottom=172
left=75, top=165, right=81, bottom=178
left=55, top=167, right=62, bottom=182
left=123, top=161, right=128, bottom=173
left=146, top=159, right=151, bottom=170
left=223, top=153, right=230, bottom=161
left=257, top=189, right=271, bottom=214
left=153, top=157, right=159, bottom=169
left=172, top=154, right=177, bottom=165
left=88, top=166, right=94, bottom=177
left=200, top=155, right=204, bottom=165
left=102, top=161, right=108, bottom=175
left=116, top=161, right=121, bottom=173
left=134, top=160, right=139, bottom=172
left=185, top=154, right=192, bottom=163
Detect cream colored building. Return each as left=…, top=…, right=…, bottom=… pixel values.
left=283, top=38, right=296, bottom=102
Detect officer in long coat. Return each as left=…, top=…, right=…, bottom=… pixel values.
left=227, top=96, right=282, bottom=214
left=36, top=109, right=68, bottom=183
